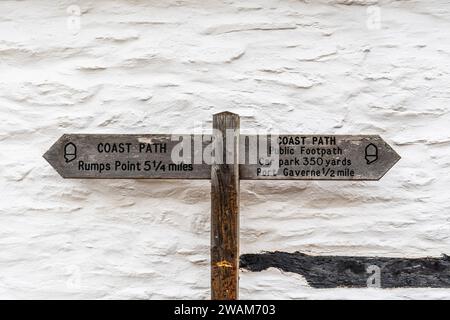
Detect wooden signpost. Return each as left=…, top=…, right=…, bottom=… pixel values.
left=44, top=112, right=400, bottom=300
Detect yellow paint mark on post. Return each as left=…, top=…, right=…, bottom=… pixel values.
left=216, top=260, right=233, bottom=268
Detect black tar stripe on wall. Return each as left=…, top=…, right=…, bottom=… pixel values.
left=240, top=251, right=450, bottom=288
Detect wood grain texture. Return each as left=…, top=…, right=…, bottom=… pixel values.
left=211, top=112, right=240, bottom=300
left=43, top=134, right=212, bottom=179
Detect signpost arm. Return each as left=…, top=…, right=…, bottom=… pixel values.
left=211, top=111, right=240, bottom=300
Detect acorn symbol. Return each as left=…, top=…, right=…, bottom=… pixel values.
left=64, top=142, right=77, bottom=163
left=365, top=143, right=378, bottom=164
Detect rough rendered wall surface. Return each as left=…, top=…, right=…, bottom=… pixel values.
left=1, top=0, right=449, bottom=299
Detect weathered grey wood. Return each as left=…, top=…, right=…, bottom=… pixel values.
left=43, top=134, right=400, bottom=180
left=240, top=135, right=401, bottom=181
left=211, top=112, right=240, bottom=300
left=43, top=134, right=212, bottom=179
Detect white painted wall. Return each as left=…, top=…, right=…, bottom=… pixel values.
left=0, top=0, right=449, bottom=299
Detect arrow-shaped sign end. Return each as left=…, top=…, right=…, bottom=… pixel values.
left=43, top=135, right=69, bottom=179
left=374, top=136, right=401, bottom=181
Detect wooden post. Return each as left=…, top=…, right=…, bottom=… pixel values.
left=211, top=111, right=240, bottom=300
